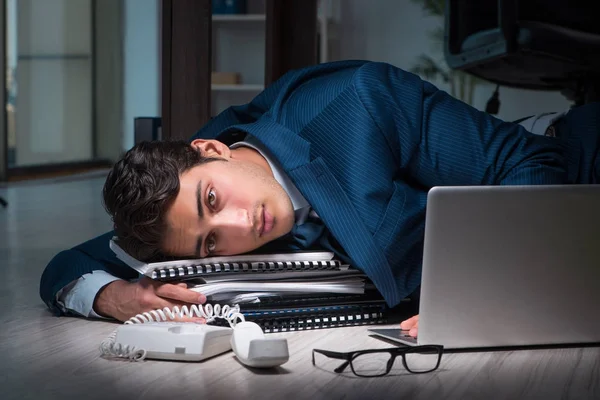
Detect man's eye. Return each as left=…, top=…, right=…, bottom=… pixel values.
left=206, top=235, right=217, bottom=254
left=208, top=189, right=216, bottom=207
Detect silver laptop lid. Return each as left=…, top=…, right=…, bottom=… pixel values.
left=418, top=185, right=600, bottom=349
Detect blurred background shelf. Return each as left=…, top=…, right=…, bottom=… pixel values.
left=210, top=0, right=333, bottom=116
left=211, top=84, right=265, bottom=91
left=212, top=14, right=265, bottom=22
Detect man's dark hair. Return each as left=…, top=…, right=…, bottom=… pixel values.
left=102, top=140, right=222, bottom=261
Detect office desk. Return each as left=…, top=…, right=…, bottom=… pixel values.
left=1, top=175, right=599, bottom=400
left=1, top=305, right=599, bottom=400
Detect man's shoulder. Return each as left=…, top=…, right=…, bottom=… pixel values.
left=190, top=61, right=374, bottom=142
left=271, top=60, right=404, bottom=91
left=281, top=59, right=369, bottom=81
left=351, top=61, right=421, bottom=88
left=280, top=60, right=413, bottom=86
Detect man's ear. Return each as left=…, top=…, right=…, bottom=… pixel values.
left=190, top=139, right=231, bottom=159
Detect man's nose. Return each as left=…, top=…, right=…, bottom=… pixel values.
left=214, top=208, right=253, bottom=235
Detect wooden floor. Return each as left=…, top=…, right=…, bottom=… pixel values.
left=1, top=176, right=599, bottom=400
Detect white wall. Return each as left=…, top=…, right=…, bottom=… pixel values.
left=332, top=0, right=572, bottom=122
left=122, top=0, right=160, bottom=151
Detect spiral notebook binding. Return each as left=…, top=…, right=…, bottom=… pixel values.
left=150, top=259, right=342, bottom=280
left=206, top=303, right=390, bottom=333
left=249, top=308, right=387, bottom=333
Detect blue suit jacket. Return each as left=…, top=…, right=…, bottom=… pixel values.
left=41, top=60, right=581, bottom=313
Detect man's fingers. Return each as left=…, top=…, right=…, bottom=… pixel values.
left=177, top=283, right=188, bottom=288
left=156, top=283, right=206, bottom=304
left=400, top=314, right=419, bottom=330
left=399, top=315, right=419, bottom=338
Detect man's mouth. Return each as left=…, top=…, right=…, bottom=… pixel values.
left=259, top=206, right=274, bottom=237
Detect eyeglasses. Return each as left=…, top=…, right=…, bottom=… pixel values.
left=312, top=345, right=444, bottom=377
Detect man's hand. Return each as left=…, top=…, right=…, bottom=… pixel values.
left=400, top=314, right=419, bottom=338
left=94, top=277, right=207, bottom=322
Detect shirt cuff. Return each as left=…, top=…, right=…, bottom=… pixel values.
left=57, top=271, right=124, bottom=319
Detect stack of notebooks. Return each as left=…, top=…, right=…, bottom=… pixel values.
left=110, top=239, right=405, bottom=333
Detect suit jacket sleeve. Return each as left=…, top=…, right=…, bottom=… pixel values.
left=39, top=231, right=139, bottom=316
left=354, top=62, right=569, bottom=187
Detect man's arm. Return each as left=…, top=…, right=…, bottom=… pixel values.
left=40, top=231, right=207, bottom=321
left=56, top=270, right=125, bottom=318
left=40, top=231, right=139, bottom=316
left=354, top=62, right=568, bottom=187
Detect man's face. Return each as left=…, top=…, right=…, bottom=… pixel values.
left=162, top=140, right=296, bottom=258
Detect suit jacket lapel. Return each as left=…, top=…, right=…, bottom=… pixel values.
left=288, top=157, right=401, bottom=306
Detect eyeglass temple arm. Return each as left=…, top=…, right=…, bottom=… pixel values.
left=312, top=348, right=350, bottom=360
left=312, top=348, right=352, bottom=370
left=334, top=361, right=351, bottom=373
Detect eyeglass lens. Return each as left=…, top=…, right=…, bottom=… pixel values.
left=351, top=347, right=440, bottom=376
left=403, top=347, right=440, bottom=373
left=351, top=352, right=393, bottom=376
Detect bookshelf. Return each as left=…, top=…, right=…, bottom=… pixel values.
left=211, top=0, right=334, bottom=116
left=161, top=0, right=325, bottom=140
left=210, top=0, right=266, bottom=116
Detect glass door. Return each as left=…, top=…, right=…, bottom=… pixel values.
left=6, top=0, right=93, bottom=169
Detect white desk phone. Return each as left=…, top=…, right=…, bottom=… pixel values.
left=100, top=302, right=289, bottom=368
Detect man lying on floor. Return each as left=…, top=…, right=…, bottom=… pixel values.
left=39, top=60, right=600, bottom=338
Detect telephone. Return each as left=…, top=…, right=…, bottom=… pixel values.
left=100, top=302, right=289, bottom=368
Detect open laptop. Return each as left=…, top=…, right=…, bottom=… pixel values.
left=370, top=185, right=600, bottom=349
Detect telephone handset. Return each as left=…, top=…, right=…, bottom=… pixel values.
left=100, top=303, right=289, bottom=368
